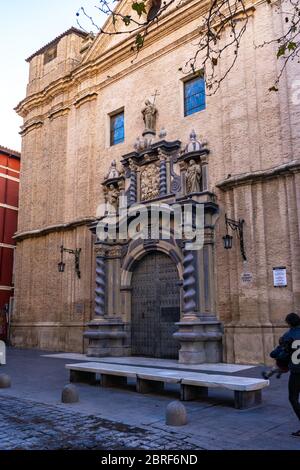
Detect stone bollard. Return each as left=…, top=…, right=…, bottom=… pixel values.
left=0, top=373, right=11, bottom=389
left=61, top=384, right=79, bottom=403
left=166, top=400, right=188, bottom=426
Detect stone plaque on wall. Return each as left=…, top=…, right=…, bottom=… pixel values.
left=241, top=272, right=253, bottom=284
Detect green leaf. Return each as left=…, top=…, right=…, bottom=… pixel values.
left=135, top=33, right=144, bottom=50
left=277, top=44, right=286, bottom=58
left=132, top=2, right=147, bottom=17
left=287, top=41, right=297, bottom=51
left=122, top=15, right=132, bottom=26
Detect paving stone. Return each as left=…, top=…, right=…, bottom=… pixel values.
left=0, top=395, right=199, bottom=450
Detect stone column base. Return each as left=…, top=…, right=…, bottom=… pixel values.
left=173, top=320, right=223, bottom=364
left=83, top=319, right=128, bottom=357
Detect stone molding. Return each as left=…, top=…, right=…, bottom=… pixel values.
left=20, top=120, right=44, bottom=136
left=14, top=216, right=96, bottom=241
left=15, top=0, right=256, bottom=118
left=217, top=160, right=300, bottom=190
left=48, top=106, right=71, bottom=121
left=74, top=92, right=98, bottom=108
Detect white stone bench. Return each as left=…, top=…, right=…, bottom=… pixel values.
left=65, top=362, right=269, bottom=409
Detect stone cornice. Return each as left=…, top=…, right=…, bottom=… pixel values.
left=20, top=119, right=44, bottom=136
left=216, top=160, right=300, bottom=190
left=14, top=216, right=97, bottom=242
left=74, top=92, right=98, bottom=108
left=16, top=0, right=257, bottom=118
left=48, top=105, right=71, bottom=121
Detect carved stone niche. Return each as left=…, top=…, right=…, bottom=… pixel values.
left=177, top=130, right=210, bottom=196
left=102, top=160, right=125, bottom=212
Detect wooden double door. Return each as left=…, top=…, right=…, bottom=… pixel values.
left=131, top=251, right=180, bottom=358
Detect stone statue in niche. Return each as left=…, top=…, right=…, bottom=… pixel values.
left=142, top=99, right=157, bottom=133
left=140, top=164, right=160, bottom=201
left=185, top=159, right=202, bottom=194
left=106, top=184, right=120, bottom=209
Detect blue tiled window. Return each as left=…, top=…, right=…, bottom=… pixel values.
left=184, top=76, right=206, bottom=116
left=110, top=112, right=124, bottom=146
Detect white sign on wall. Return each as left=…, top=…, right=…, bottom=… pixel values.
left=273, top=267, right=287, bottom=287
left=0, top=341, right=6, bottom=365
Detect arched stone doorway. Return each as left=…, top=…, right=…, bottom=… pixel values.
left=131, top=251, right=180, bottom=358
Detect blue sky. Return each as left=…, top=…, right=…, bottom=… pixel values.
left=0, top=0, right=106, bottom=151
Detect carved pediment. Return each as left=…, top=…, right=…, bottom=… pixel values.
left=81, top=0, right=147, bottom=63
left=81, top=0, right=185, bottom=64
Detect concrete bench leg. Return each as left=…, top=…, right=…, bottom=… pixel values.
left=136, top=378, right=164, bottom=394
left=180, top=384, right=208, bottom=401
left=101, top=374, right=127, bottom=388
left=70, top=370, right=96, bottom=384
left=234, top=390, right=262, bottom=409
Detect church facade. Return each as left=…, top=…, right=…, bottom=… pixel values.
left=13, top=0, right=300, bottom=364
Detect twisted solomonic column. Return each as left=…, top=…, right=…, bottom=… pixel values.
left=159, top=156, right=167, bottom=196
left=182, top=244, right=198, bottom=321
left=130, top=167, right=137, bottom=205
left=94, top=252, right=106, bottom=318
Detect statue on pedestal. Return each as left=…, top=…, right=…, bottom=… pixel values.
left=142, top=99, right=157, bottom=133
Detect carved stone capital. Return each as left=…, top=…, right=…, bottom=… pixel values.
left=107, top=246, right=123, bottom=258
left=95, top=246, right=107, bottom=257
left=129, top=159, right=138, bottom=172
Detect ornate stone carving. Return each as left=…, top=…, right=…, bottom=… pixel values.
left=158, top=127, right=167, bottom=139
left=105, top=160, right=120, bottom=180
left=185, top=159, right=202, bottom=194
left=107, top=246, right=123, bottom=257
left=183, top=129, right=205, bottom=154
left=142, top=99, right=157, bottom=134
left=105, top=184, right=120, bottom=209
left=140, top=164, right=160, bottom=201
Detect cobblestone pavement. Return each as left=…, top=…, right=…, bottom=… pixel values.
left=0, top=395, right=199, bottom=450
left=1, top=348, right=300, bottom=450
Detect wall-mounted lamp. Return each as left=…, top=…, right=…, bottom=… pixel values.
left=223, top=214, right=247, bottom=261
left=58, top=245, right=81, bottom=279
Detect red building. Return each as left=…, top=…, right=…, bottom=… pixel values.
left=0, top=146, right=20, bottom=341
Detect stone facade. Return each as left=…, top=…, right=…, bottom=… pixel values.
left=13, top=1, right=300, bottom=364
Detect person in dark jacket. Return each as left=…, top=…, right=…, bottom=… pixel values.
left=262, top=336, right=291, bottom=379
left=281, top=313, right=300, bottom=437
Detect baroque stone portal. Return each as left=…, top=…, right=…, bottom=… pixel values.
left=84, top=127, right=222, bottom=364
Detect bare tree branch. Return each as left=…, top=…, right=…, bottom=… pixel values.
left=76, top=0, right=300, bottom=93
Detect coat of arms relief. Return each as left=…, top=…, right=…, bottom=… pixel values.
left=140, top=163, right=160, bottom=201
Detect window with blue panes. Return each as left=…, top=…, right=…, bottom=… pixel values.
left=184, top=76, right=206, bottom=116
left=110, top=112, right=124, bottom=146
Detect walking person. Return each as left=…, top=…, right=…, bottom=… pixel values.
left=280, top=313, right=300, bottom=437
